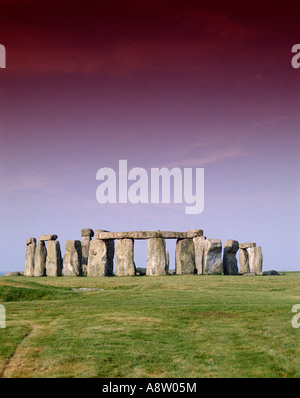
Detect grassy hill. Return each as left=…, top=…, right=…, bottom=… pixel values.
left=0, top=273, right=299, bottom=378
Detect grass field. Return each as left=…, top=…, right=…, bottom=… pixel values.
left=0, top=273, right=299, bottom=378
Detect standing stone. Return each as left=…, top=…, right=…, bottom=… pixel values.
left=106, top=239, right=115, bottom=276
left=87, top=239, right=114, bottom=277
left=193, top=236, right=205, bottom=274
left=248, top=246, right=263, bottom=274
left=146, top=238, right=168, bottom=276
left=34, top=241, right=47, bottom=277
left=223, top=240, right=239, bottom=275
left=115, top=239, right=136, bottom=276
left=46, top=240, right=63, bottom=276
left=203, top=239, right=223, bottom=274
left=62, top=240, right=82, bottom=276
left=24, top=237, right=36, bottom=276
left=165, top=250, right=170, bottom=272
left=175, top=238, right=195, bottom=275
left=239, top=248, right=249, bottom=273
left=81, top=228, right=94, bottom=276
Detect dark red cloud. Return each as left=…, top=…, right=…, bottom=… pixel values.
left=0, top=0, right=298, bottom=75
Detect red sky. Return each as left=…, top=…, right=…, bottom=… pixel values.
left=0, top=0, right=299, bottom=271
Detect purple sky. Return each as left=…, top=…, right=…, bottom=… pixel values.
left=0, top=0, right=299, bottom=272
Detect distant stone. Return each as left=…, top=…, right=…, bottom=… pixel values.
left=262, top=270, right=279, bottom=276
left=248, top=246, right=263, bottom=274
left=175, top=238, right=195, bottom=274
left=39, top=234, right=58, bottom=241
left=239, top=248, right=250, bottom=273
left=81, top=228, right=94, bottom=237
left=5, top=271, right=21, bottom=276
left=24, top=237, right=36, bottom=276
left=62, top=240, right=82, bottom=276
left=81, top=234, right=93, bottom=276
left=239, top=242, right=256, bottom=249
left=34, top=241, right=47, bottom=276
left=186, top=229, right=204, bottom=238
left=135, top=267, right=146, bottom=276
left=203, top=239, right=223, bottom=274
left=223, top=239, right=239, bottom=275
left=193, top=236, right=205, bottom=274
left=242, top=272, right=256, bottom=276
left=146, top=238, right=168, bottom=276
left=46, top=240, right=63, bottom=277
left=115, top=238, right=136, bottom=276
left=168, top=269, right=176, bottom=275
left=26, top=237, right=36, bottom=245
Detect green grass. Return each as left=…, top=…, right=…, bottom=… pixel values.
left=0, top=273, right=299, bottom=378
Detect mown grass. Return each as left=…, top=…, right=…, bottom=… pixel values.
left=0, top=273, right=299, bottom=378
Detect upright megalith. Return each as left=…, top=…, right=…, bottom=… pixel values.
left=81, top=228, right=94, bottom=276
left=24, top=237, right=36, bottom=276
left=193, top=236, right=205, bottom=274
left=239, top=249, right=249, bottom=273
left=34, top=241, right=47, bottom=276
left=115, top=239, right=136, bottom=276
left=248, top=246, right=263, bottom=274
left=46, top=241, right=63, bottom=276
left=175, top=238, right=195, bottom=274
left=146, top=238, right=168, bottom=276
left=87, top=239, right=114, bottom=277
left=223, top=240, right=239, bottom=275
left=203, top=239, right=223, bottom=274
left=239, top=243, right=257, bottom=274
left=62, top=240, right=82, bottom=276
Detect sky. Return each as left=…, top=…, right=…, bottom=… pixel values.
left=0, top=0, right=299, bottom=272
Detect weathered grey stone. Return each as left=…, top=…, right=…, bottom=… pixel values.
left=95, top=230, right=197, bottom=240
left=175, top=239, right=195, bottom=275
left=115, top=239, right=136, bottom=276
left=5, top=271, right=22, bottom=276
left=248, top=246, right=263, bottom=274
left=26, top=237, right=36, bottom=245
left=239, top=248, right=249, bottom=273
left=203, top=239, right=223, bottom=274
left=39, top=234, right=58, bottom=241
left=81, top=228, right=94, bottom=237
left=239, top=242, right=256, bottom=249
left=81, top=236, right=92, bottom=276
left=242, top=272, right=256, bottom=276
left=34, top=241, right=47, bottom=277
left=262, top=270, right=279, bottom=276
left=186, top=229, right=203, bottom=238
left=223, top=239, right=239, bottom=275
left=46, top=240, right=63, bottom=277
left=136, top=267, right=146, bottom=276
left=62, top=240, right=82, bottom=276
left=166, top=250, right=170, bottom=271
left=24, top=238, right=36, bottom=276
left=87, top=239, right=114, bottom=277
left=146, top=238, right=168, bottom=276
left=193, top=236, right=205, bottom=274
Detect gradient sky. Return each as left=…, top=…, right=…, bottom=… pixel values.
left=0, top=0, right=299, bottom=272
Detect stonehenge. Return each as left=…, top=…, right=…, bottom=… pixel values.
left=24, top=229, right=263, bottom=277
